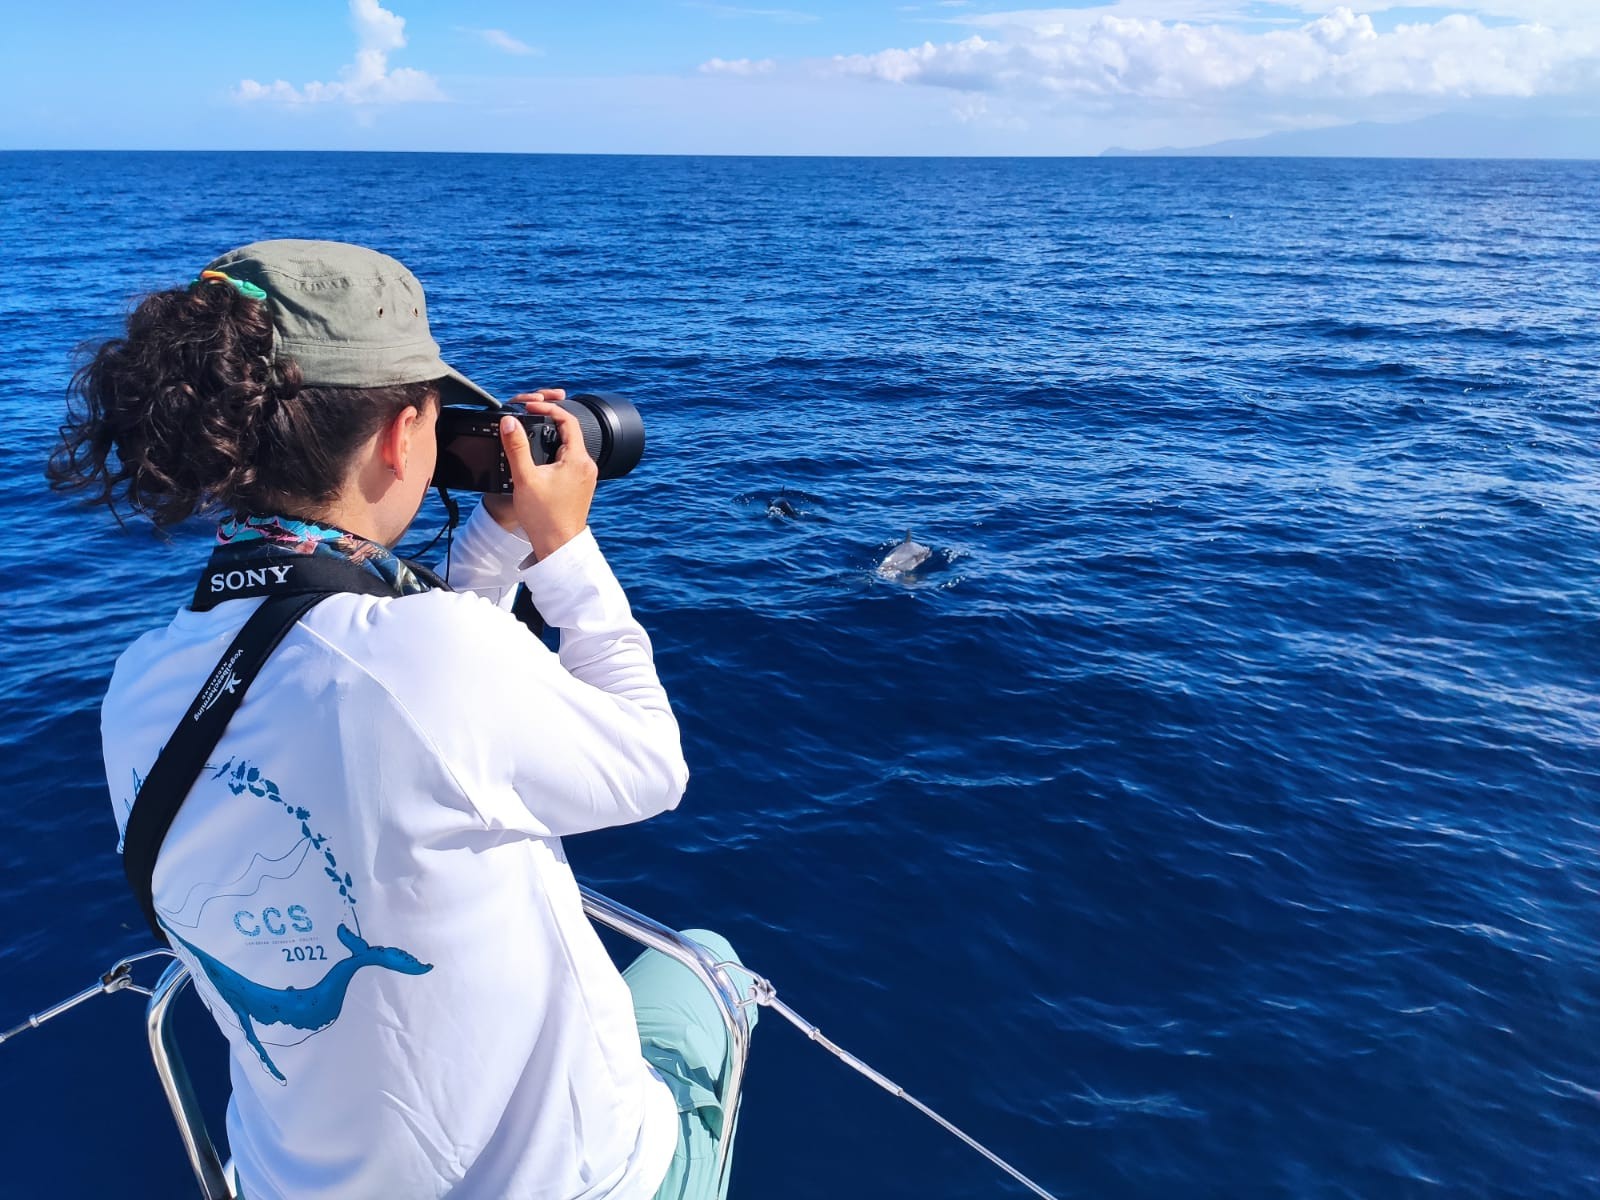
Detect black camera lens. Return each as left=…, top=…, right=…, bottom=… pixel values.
left=559, top=392, right=645, bottom=480
left=433, top=392, right=646, bottom=494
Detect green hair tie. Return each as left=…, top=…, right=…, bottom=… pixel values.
left=196, top=269, right=268, bottom=302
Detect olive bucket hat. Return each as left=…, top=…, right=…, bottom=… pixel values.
left=201, top=239, right=499, bottom=407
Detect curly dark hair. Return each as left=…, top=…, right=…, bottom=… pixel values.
left=46, top=280, right=439, bottom=528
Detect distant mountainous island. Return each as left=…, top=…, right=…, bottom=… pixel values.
left=1102, top=112, right=1600, bottom=159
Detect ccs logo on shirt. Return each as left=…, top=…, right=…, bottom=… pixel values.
left=233, top=905, right=314, bottom=937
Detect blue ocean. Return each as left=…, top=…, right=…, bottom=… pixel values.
left=2, top=152, right=1598, bottom=1199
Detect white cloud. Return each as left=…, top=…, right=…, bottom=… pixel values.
left=463, top=27, right=540, bottom=56
left=826, top=5, right=1600, bottom=111
left=700, top=57, right=779, bottom=74
left=949, top=93, right=1029, bottom=127
left=1286, top=0, right=1595, bottom=18
left=236, top=0, right=445, bottom=105
left=834, top=35, right=999, bottom=89
left=690, top=4, right=819, bottom=23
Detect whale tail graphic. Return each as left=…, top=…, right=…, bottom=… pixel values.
left=338, top=923, right=431, bottom=975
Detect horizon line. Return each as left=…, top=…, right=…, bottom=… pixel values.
left=3, top=147, right=1599, bottom=163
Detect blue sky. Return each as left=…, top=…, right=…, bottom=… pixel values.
left=4, top=1, right=1598, bottom=154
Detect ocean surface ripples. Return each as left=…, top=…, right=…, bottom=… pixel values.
left=2, top=152, right=1598, bottom=1198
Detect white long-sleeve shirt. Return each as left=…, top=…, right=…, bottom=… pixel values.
left=102, top=506, right=683, bottom=1200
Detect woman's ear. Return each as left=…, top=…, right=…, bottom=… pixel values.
left=382, top=405, right=422, bottom=481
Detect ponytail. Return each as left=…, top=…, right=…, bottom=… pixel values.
left=47, top=280, right=436, bottom=528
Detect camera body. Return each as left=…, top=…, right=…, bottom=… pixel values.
left=434, top=408, right=561, bottom=494
left=433, top=392, right=645, bottom=493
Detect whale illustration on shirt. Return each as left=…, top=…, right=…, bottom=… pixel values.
left=168, top=923, right=433, bottom=1081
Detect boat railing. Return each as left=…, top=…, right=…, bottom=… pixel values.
left=8, top=886, right=1060, bottom=1196
left=146, top=886, right=756, bottom=1200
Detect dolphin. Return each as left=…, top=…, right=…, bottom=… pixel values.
left=877, top=529, right=931, bottom=577
left=168, top=923, right=432, bottom=1081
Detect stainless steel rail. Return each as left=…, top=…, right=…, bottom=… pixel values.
left=146, top=887, right=755, bottom=1199
left=577, top=887, right=756, bottom=1192
left=147, top=957, right=233, bottom=1200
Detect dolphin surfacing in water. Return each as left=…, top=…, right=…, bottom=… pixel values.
left=169, top=923, right=432, bottom=1081
left=877, top=529, right=932, bottom=577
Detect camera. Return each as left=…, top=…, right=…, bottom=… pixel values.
left=433, top=392, right=645, bottom=494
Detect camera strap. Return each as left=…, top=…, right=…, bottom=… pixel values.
left=123, top=591, right=335, bottom=942
left=125, top=537, right=547, bottom=941
left=190, top=541, right=543, bottom=635
left=191, top=551, right=448, bottom=611
left=129, top=551, right=451, bottom=942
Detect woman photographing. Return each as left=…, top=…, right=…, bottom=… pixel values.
left=47, top=240, right=746, bottom=1200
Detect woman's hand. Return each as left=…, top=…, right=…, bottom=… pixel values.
left=486, top=389, right=597, bottom=562
left=480, top=389, right=564, bottom=533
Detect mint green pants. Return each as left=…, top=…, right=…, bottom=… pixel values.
left=623, top=929, right=755, bottom=1200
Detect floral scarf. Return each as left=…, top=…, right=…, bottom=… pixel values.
left=213, top=514, right=434, bottom=597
